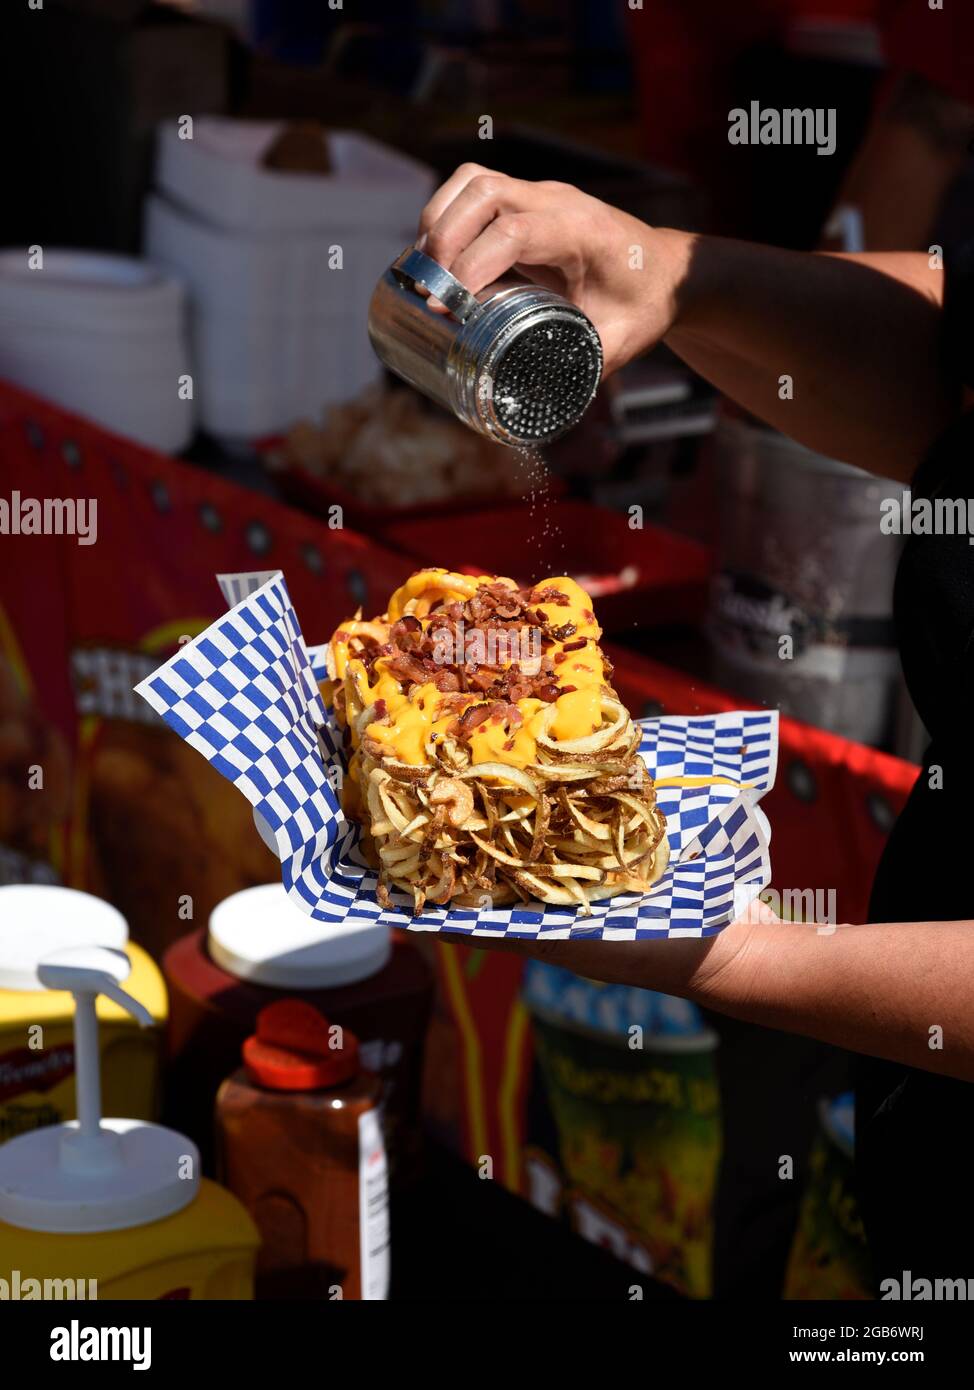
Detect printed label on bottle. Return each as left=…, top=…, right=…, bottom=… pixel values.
left=358, top=1107, right=390, bottom=1301
left=0, top=1044, right=74, bottom=1103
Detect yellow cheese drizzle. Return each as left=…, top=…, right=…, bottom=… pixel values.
left=332, top=571, right=608, bottom=769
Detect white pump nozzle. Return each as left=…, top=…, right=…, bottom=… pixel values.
left=35, top=946, right=151, bottom=1145
left=37, top=946, right=154, bottom=1028
left=0, top=886, right=200, bottom=1233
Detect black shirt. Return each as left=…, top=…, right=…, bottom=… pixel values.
left=857, top=243, right=974, bottom=1285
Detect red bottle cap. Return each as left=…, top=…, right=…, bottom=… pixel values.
left=243, top=999, right=360, bottom=1091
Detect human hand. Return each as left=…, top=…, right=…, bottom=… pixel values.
left=440, top=901, right=776, bottom=1009
left=416, top=164, right=690, bottom=376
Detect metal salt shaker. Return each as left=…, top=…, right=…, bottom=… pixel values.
left=368, top=246, right=603, bottom=447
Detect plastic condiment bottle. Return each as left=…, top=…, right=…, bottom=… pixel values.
left=0, top=936, right=258, bottom=1299
left=216, top=999, right=390, bottom=1301
left=163, top=881, right=433, bottom=1184
left=0, top=885, right=166, bottom=1142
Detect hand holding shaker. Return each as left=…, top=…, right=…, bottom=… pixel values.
left=368, top=246, right=603, bottom=446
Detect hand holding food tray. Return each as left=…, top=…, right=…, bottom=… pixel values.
left=135, top=570, right=777, bottom=942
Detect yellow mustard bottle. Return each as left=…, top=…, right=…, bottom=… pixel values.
left=0, top=890, right=258, bottom=1300
left=0, top=885, right=165, bottom=1142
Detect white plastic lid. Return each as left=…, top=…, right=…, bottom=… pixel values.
left=0, top=1119, right=200, bottom=1233
left=208, top=882, right=391, bottom=989
left=0, top=885, right=128, bottom=991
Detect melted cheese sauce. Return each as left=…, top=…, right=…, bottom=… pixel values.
left=330, top=571, right=609, bottom=768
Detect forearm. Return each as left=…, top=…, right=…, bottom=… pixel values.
left=652, top=229, right=957, bottom=479
left=471, top=915, right=974, bottom=1082
left=690, top=916, right=974, bottom=1081
left=416, top=167, right=961, bottom=476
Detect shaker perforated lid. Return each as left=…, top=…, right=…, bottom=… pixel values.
left=484, top=311, right=603, bottom=445
left=371, top=247, right=604, bottom=447
left=208, top=882, right=391, bottom=989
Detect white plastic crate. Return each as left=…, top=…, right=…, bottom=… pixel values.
left=145, top=119, right=435, bottom=439
left=155, top=119, right=435, bottom=234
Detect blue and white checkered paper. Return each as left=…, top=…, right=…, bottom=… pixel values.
left=135, top=570, right=777, bottom=941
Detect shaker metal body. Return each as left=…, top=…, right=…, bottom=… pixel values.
left=368, top=247, right=603, bottom=447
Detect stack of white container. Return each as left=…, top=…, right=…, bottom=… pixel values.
left=144, top=118, right=436, bottom=442
left=0, top=250, right=194, bottom=453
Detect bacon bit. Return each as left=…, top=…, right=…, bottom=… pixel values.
left=582, top=609, right=595, bottom=621
left=384, top=650, right=432, bottom=686
left=390, top=616, right=423, bottom=651
left=562, top=638, right=586, bottom=652
left=467, top=667, right=498, bottom=693
left=438, top=692, right=475, bottom=711
left=554, top=652, right=568, bottom=664
left=457, top=703, right=492, bottom=737
left=503, top=737, right=516, bottom=751
left=374, top=699, right=387, bottom=718
left=530, top=586, right=570, bottom=606
left=432, top=668, right=461, bottom=692
left=363, top=641, right=392, bottom=680
left=559, top=684, right=577, bottom=694
left=378, top=579, right=589, bottom=712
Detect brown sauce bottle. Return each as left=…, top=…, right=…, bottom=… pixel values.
left=216, top=1000, right=389, bottom=1300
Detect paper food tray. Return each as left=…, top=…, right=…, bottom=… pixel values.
left=135, top=571, right=777, bottom=941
